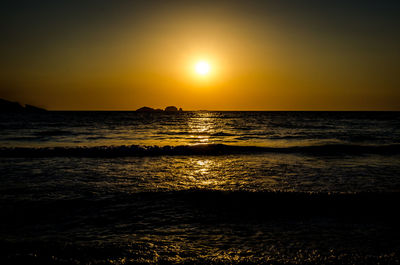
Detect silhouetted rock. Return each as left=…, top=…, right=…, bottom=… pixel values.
left=164, top=106, right=178, bottom=112
left=0, top=98, right=24, bottom=112
left=136, top=106, right=155, bottom=112
left=0, top=98, right=46, bottom=113
left=25, top=104, right=46, bottom=112
left=136, top=106, right=182, bottom=112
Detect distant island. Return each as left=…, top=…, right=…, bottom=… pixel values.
left=136, top=106, right=183, bottom=112
left=0, top=98, right=46, bottom=113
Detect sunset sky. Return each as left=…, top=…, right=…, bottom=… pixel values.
left=1, top=0, right=399, bottom=110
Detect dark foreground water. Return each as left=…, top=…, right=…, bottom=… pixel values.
left=1, top=111, right=400, bottom=264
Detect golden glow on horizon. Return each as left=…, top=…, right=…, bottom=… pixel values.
left=195, top=61, right=210, bottom=75
left=1, top=2, right=399, bottom=111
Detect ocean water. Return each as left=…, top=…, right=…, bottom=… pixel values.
left=1, top=111, right=400, bottom=264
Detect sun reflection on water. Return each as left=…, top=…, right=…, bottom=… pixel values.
left=188, top=112, right=216, bottom=144
left=175, top=157, right=228, bottom=189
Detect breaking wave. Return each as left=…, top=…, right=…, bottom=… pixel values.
left=1, top=143, right=400, bottom=157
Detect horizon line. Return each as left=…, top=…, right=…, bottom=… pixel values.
left=44, top=109, right=400, bottom=112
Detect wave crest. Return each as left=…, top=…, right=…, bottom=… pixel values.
left=1, top=143, right=399, bottom=157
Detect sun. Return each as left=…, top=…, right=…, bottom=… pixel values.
left=195, top=61, right=210, bottom=75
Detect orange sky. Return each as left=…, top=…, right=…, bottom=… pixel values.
left=1, top=1, right=399, bottom=110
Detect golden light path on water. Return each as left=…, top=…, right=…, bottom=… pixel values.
left=185, top=113, right=228, bottom=188
left=187, top=112, right=214, bottom=144
left=154, top=112, right=282, bottom=191
left=133, top=112, right=280, bottom=191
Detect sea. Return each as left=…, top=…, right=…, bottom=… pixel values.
left=1, top=111, right=400, bottom=264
